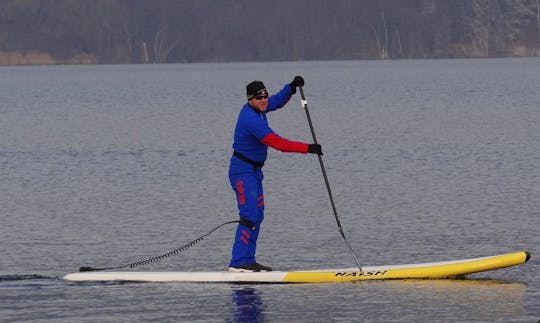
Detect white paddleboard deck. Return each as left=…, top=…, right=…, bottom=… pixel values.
left=64, top=251, right=530, bottom=283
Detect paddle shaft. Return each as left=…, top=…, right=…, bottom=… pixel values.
left=299, top=86, right=362, bottom=271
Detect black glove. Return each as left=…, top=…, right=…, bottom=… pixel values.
left=307, top=144, right=323, bottom=155
left=288, top=75, right=305, bottom=94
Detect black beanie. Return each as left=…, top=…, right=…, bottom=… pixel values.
left=246, top=81, right=267, bottom=100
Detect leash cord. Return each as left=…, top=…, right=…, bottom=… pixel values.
left=79, top=220, right=240, bottom=272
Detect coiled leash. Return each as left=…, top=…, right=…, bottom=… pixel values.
left=78, top=219, right=254, bottom=272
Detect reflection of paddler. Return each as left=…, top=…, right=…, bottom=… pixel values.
left=231, top=288, right=264, bottom=323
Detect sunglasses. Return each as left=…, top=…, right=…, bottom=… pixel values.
left=254, top=94, right=269, bottom=100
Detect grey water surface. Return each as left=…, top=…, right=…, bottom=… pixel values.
left=1, top=58, right=539, bottom=322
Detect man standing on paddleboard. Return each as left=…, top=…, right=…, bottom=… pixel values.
left=228, top=76, right=323, bottom=272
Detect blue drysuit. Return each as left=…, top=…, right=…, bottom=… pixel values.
left=229, top=85, right=307, bottom=267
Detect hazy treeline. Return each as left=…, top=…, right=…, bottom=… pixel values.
left=1, top=0, right=539, bottom=65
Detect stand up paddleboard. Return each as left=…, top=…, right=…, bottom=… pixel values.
left=64, top=251, right=529, bottom=283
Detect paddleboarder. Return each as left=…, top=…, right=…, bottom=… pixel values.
left=228, top=76, right=323, bottom=272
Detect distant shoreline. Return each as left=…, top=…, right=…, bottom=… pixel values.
left=0, top=51, right=97, bottom=66
left=1, top=49, right=538, bottom=66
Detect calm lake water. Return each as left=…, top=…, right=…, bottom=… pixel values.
left=1, top=58, right=539, bottom=322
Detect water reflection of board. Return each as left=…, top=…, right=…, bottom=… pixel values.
left=64, top=251, right=529, bottom=283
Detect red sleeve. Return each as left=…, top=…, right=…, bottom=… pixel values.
left=261, top=133, right=309, bottom=153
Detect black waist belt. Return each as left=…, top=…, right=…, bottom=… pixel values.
left=233, top=151, right=264, bottom=168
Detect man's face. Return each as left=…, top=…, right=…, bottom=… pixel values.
left=249, top=90, right=269, bottom=112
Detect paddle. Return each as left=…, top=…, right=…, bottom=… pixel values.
left=299, top=86, right=362, bottom=272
